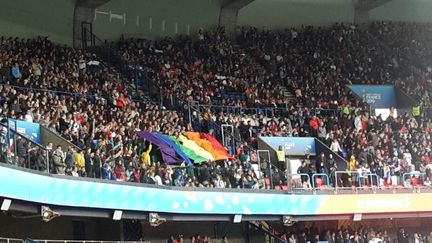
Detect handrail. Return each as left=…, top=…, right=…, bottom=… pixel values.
left=314, top=138, right=348, bottom=170
left=193, top=103, right=341, bottom=116
left=6, top=85, right=154, bottom=105
left=0, top=122, right=49, bottom=172
left=39, top=125, right=80, bottom=151
left=402, top=172, right=427, bottom=187
left=344, top=84, right=371, bottom=113
left=335, top=171, right=384, bottom=191
left=395, top=87, right=419, bottom=106
left=0, top=122, right=47, bottom=151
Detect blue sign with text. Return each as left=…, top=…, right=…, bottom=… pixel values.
left=8, top=119, right=41, bottom=144
left=348, top=85, right=396, bottom=108
left=259, top=137, right=316, bottom=155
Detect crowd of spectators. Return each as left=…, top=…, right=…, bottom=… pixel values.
left=117, top=21, right=432, bottom=152
left=167, top=234, right=228, bottom=243
left=118, top=28, right=290, bottom=109
left=0, top=37, right=263, bottom=190
left=163, top=226, right=431, bottom=243
left=1, top=22, right=432, bottom=191
left=280, top=226, right=432, bottom=243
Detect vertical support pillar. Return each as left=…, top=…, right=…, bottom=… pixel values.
left=219, top=7, right=239, bottom=36
left=245, top=222, right=250, bottom=243
left=73, top=6, right=95, bottom=49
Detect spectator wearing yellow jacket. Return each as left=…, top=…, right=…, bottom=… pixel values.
left=141, top=143, right=152, bottom=165
left=349, top=155, right=357, bottom=172
left=75, top=150, right=85, bottom=172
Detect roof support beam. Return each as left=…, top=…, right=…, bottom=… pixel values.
left=219, top=0, right=255, bottom=35
left=222, top=0, right=255, bottom=9
left=354, top=0, right=393, bottom=24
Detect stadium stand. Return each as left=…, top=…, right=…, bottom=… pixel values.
left=0, top=22, right=432, bottom=191
left=2, top=0, right=432, bottom=241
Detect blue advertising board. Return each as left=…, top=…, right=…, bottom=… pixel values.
left=259, top=137, right=316, bottom=155
left=348, top=85, right=396, bottom=108
left=0, top=165, right=431, bottom=215
left=8, top=119, right=41, bottom=144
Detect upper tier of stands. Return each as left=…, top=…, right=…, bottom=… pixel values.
left=0, top=22, right=431, bottom=191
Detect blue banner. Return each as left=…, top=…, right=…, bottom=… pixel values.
left=0, top=165, right=431, bottom=215
left=348, top=85, right=396, bottom=108
left=8, top=119, right=41, bottom=144
left=259, top=137, right=316, bottom=155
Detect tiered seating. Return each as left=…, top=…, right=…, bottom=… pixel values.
left=1, top=21, right=432, bottom=190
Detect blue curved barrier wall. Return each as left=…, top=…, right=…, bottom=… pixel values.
left=1, top=166, right=432, bottom=215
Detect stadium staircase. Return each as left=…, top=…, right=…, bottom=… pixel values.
left=80, top=23, right=161, bottom=105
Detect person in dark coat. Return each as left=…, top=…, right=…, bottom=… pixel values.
left=16, top=136, right=28, bottom=167
left=84, top=147, right=94, bottom=178
left=397, top=228, right=409, bottom=243
left=93, top=150, right=101, bottom=178
left=297, top=160, right=310, bottom=183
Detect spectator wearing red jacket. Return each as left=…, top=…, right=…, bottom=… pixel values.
left=309, top=116, right=320, bottom=137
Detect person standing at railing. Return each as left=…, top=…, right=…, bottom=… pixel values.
left=316, top=153, right=329, bottom=175
left=84, top=147, right=93, bottom=178
left=52, top=145, right=66, bottom=175
left=276, top=145, right=285, bottom=171
left=16, top=136, right=28, bottom=168
left=3, top=149, right=14, bottom=165
left=297, top=160, right=310, bottom=185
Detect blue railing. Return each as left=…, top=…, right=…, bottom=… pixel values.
left=5, top=85, right=155, bottom=105
left=191, top=103, right=341, bottom=117
left=403, top=172, right=428, bottom=188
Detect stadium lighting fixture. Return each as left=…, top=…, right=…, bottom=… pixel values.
left=233, top=214, right=242, bottom=223
left=113, top=210, right=123, bottom=220
left=41, top=206, right=60, bottom=222
left=149, top=213, right=166, bottom=227
left=283, top=216, right=295, bottom=226
left=1, top=199, right=11, bottom=211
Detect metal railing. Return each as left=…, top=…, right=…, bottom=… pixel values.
left=402, top=172, right=428, bottom=188
left=5, top=85, right=154, bottom=105
left=285, top=173, right=312, bottom=191
left=0, top=123, right=49, bottom=173
left=189, top=102, right=341, bottom=118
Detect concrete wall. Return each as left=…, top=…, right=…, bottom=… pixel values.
left=237, top=0, right=355, bottom=29
left=369, top=0, right=432, bottom=23
left=237, top=0, right=432, bottom=30
left=0, top=0, right=76, bottom=45
left=92, top=0, right=222, bottom=41
left=0, top=0, right=432, bottom=46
